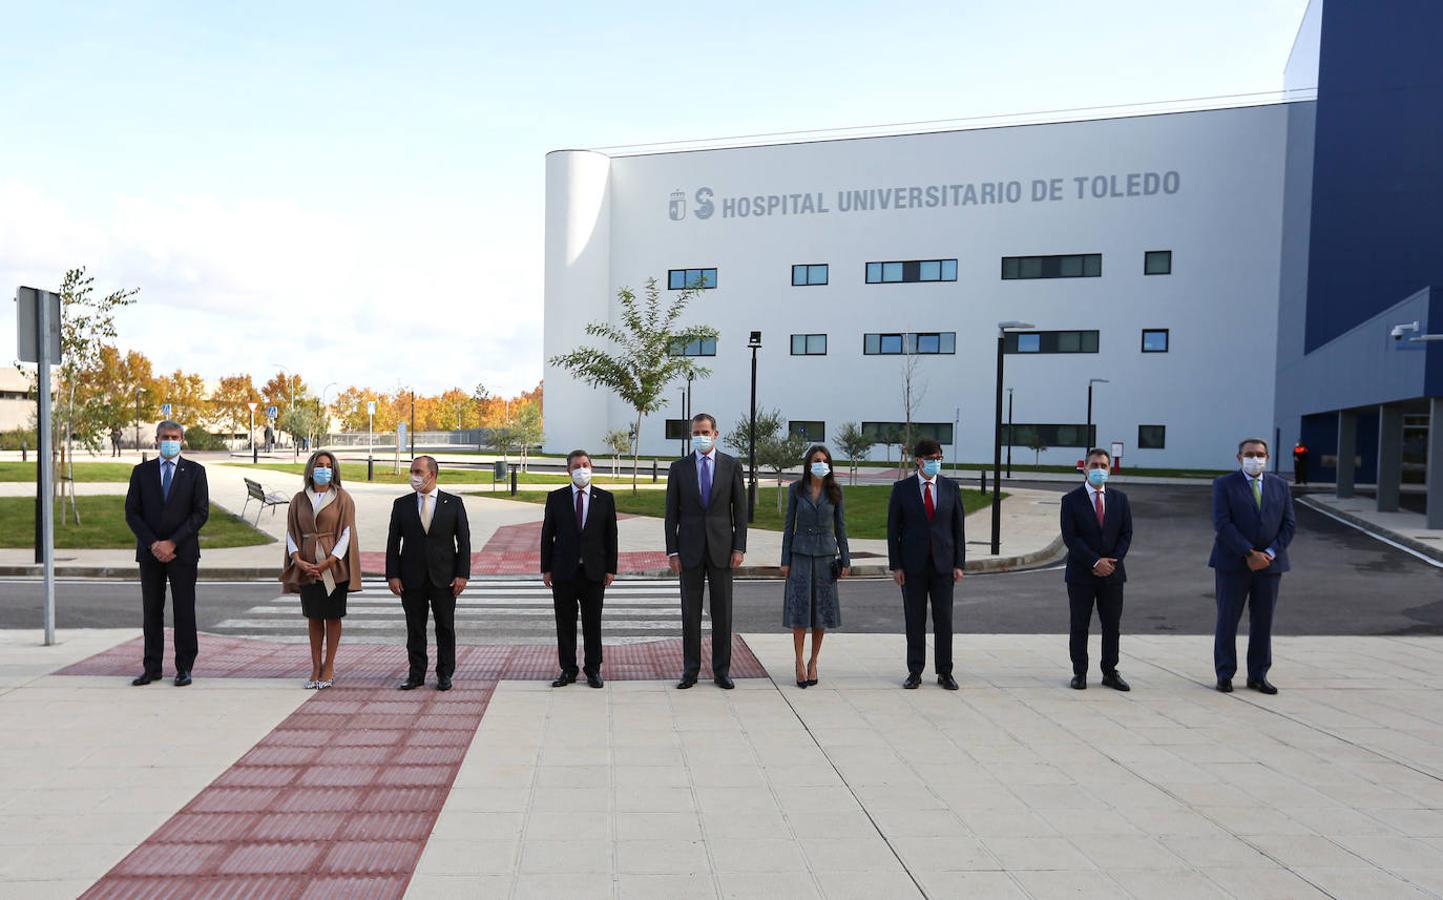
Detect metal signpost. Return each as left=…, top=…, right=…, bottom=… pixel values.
left=367, top=400, right=376, bottom=480
left=17, top=287, right=61, bottom=646
left=160, top=402, right=172, bottom=419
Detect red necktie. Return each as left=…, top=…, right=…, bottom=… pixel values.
left=924, top=482, right=935, bottom=521
left=575, top=489, right=585, bottom=529
left=1094, top=490, right=1105, bottom=526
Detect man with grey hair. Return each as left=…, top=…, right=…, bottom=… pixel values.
left=124, top=420, right=210, bottom=687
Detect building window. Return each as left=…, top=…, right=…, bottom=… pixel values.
left=1004, top=330, right=1100, bottom=354
left=668, top=337, right=717, bottom=357
left=865, top=258, right=957, bottom=284
left=1003, top=423, right=1096, bottom=448
left=1001, top=253, right=1102, bottom=279
left=861, top=422, right=954, bottom=445
left=791, top=264, right=828, bottom=286
left=1138, top=425, right=1166, bottom=449
left=667, top=268, right=717, bottom=290
left=790, top=420, right=826, bottom=442
left=865, top=332, right=956, bottom=355
left=1144, top=250, right=1172, bottom=275
left=790, top=334, right=828, bottom=355
left=1141, top=329, right=1169, bottom=353
left=664, top=419, right=690, bottom=440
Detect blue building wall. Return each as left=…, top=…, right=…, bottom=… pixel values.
left=1304, top=0, right=1443, bottom=384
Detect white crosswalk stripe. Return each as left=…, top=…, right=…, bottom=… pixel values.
left=211, top=578, right=700, bottom=644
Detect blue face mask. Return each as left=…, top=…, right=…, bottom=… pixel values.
left=1087, top=467, right=1109, bottom=487
left=693, top=434, right=715, bottom=453
left=809, top=462, right=830, bottom=478
left=313, top=467, right=333, bottom=485
left=159, top=440, right=181, bottom=459
left=920, top=459, right=941, bottom=478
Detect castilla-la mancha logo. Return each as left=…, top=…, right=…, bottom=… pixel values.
left=669, top=187, right=715, bottom=222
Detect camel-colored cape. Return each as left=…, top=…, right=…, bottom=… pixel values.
left=279, top=486, right=363, bottom=593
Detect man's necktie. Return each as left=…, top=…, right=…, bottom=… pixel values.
left=1251, top=478, right=1262, bottom=510
left=421, top=494, right=433, bottom=533
left=699, top=456, right=711, bottom=509
left=575, top=489, right=585, bottom=529
left=1094, top=490, right=1105, bottom=526
left=161, top=462, right=173, bottom=500
left=924, top=481, right=935, bottom=521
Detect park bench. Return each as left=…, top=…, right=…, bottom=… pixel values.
left=242, top=477, right=290, bottom=524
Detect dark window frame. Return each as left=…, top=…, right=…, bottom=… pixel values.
left=864, top=258, right=959, bottom=284
left=790, top=333, right=828, bottom=356
left=1000, top=253, right=1103, bottom=280
left=791, top=263, right=829, bottom=287
left=1002, top=423, right=1097, bottom=448
left=864, top=332, right=956, bottom=356
left=1003, top=330, right=1101, bottom=355
left=789, top=420, right=827, bottom=442
left=860, top=421, right=955, bottom=445
left=1140, top=329, right=1170, bottom=353
left=1144, top=250, right=1172, bottom=276
left=668, top=337, right=717, bottom=357
left=667, top=267, right=718, bottom=290
left=1138, top=424, right=1166, bottom=449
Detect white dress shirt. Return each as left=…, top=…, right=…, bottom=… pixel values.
left=917, top=471, right=938, bottom=504
left=286, top=488, right=351, bottom=558
left=416, top=485, right=440, bottom=519
left=1085, top=482, right=1105, bottom=515
left=571, top=483, right=591, bottom=527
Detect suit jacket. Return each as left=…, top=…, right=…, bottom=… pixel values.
left=1060, top=485, right=1133, bottom=585
left=124, top=456, right=209, bottom=564
left=1208, top=471, right=1295, bottom=573
left=664, top=450, right=748, bottom=569
left=385, top=489, right=472, bottom=590
left=886, top=474, right=966, bottom=575
left=780, top=480, right=850, bottom=566
left=540, top=485, right=619, bottom=582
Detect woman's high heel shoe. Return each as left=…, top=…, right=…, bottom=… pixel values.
left=796, top=666, right=808, bottom=689
left=807, top=662, right=818, bottom=686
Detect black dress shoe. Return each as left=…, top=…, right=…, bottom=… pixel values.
left=1101, top=672, right=1131, bottom=692
left=1216, top=678, right=1234, bottom=693
left=173, top=671, right=192, bottom=687
left=938, top=674, right=959, bottom=691
left=436, top=677, right=453, bottom=691
left=1070, top=674, right=1087, bottom=690
left=585, top=672, right=604, bottom=689
left=132, top=672, right=161, bottom=686
left=677, top=677, right=697, bottom=690
left=551, top=671, right=577, bottom=688
left=1246, top=678, right=1278, bottom=695
left=398, top=677, right=425, bottom=691
left=714, top=675, right=735, bottom=690
left=903, top=673, right=922, bottom=689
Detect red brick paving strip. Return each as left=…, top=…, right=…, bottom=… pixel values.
left=73, top=631, right=765, bottom=898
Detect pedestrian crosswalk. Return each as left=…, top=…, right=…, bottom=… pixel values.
left=210, top=578, right=702, bottom=644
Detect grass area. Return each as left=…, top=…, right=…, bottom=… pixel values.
left=481, top=483, right=998, bottom=540
left=226, top=462, right=629, bottom=486
left=0, top=461, right=137, bottom=483
left=0, top=496, right=273, bottom=549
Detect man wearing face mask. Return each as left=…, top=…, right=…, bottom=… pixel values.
left=386, top=456, right=471, bottom=691
left=665, top=412, right=747, bottom=690
left=540, top=450, right=618, bottom=688
left=1209, top=438, right=1296, bottom=695
left=1059, top=449, right=1133, bottom=691
left=124, top=420, right=210, bottom=687
left=887, top=439, right=966, bottom=690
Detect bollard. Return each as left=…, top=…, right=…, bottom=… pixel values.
left=651, top=460, right=658, bottom=483
left=20, top=443, right=27, bottom=462
left=367, top=456, right=374, bottom=481
left=980, top=470, right=987, bottom=495
left=252, top=445, right=258, bottom=464
left=510, top=464, right=518, bottom=496
left=142, top=452, right=149, bottom=464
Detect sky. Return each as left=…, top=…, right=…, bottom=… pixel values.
left=0, top=0, right=1312, bottom=397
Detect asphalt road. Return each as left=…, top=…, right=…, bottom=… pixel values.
left=2, top=482, right=1440, bottom=638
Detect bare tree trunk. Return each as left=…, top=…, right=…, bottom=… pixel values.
left=630, top=410, right=643, bottom=494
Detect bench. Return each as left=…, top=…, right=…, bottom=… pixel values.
left=242, top=477, right=290, bottom=524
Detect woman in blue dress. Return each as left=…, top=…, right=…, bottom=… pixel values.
left=780, top=445, right=851, bottom=688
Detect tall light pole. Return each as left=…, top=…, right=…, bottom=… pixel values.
left=992, top=321, right=1035, bottom=555
left=319, top=382, right=337, bottom=450
left=747, top=331, right=762, bottom=523
left=1086, top=378, right=1110, bottom=453
left=1005, top=388, right=1014, bottom=479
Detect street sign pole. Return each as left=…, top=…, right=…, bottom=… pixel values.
left=17, top=287, right=59, bottom=646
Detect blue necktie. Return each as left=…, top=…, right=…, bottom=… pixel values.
left=699, top=455, right=711, bottom=509
left=161, top=461, right=173, bottom=500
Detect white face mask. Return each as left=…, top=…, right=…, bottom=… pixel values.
left=1240, top=456, right=1267, bottom=476
left=410, top=474, right=429, bottom=492
left=693, top=434, right=715, bottom=453
left=570, top=467, right=592, bottom=487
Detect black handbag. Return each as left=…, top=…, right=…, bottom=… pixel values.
left=829, top=558, right=843, bottom=581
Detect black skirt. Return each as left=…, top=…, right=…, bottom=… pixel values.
left=300, top=582, right=348, bottom=620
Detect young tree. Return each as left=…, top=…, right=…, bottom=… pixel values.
left=900, top=351, right=928, bottom=458
left=722, top=407, right=782, bottom=460
left=602, top=427, right=632, bottom=476
left=833, top=421, right=875, bottom=485
left=513, top=401, right=544, bottom=472
left=548, top=278, right=716, bottom=493
left=758, top=427, right=809, bottom=513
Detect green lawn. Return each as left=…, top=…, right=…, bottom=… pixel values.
left=0, top=496, right=273, bottom=549
left=0, top=461, right=138, bottom=483
left=226, top=462, right=630, bottom=486
left=482, top=483, right=998, bottom=540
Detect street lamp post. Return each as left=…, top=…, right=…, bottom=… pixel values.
left=133, top=387, right=142, bottom=453
left=1005, top=388, right=1014, bottom=479
left=747, top=331, right=762, bottom=523
left=1086, top=378, right=1110, bottom=454
left=992, top=321, right=1035, bottom=555
left=319, top=382, right=337, bottom=450
left=678, top=388, right=686, bottom=457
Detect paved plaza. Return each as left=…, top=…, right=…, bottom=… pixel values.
left=4, top=628, right=1443, bottom=898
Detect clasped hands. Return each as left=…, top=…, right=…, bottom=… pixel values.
left=1092, top=557, right=1118, bottom=577
left=1246, top=549, right=1273, bottom=572
left=668, top=550, right=744, bottom=575
left=291, top=551, right=334, bottom=580
left=149, top=540, right=177, bottom=563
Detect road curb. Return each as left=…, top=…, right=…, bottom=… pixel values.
left=1296, top=496, right=1443, bottom=564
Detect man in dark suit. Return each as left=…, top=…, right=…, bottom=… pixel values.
left=887, top=438, right=966, bottom=690
left=665, top=413, right=747, bottom=690
left=387, top=455, right=471, bottom=691
left=1060, top=448, right=1134, bottom=691
left=541, top=449, right=618, bottom=689
left=124, top=420, right=209, bottom=687
left=1210, top=438, right=1296, bottom=695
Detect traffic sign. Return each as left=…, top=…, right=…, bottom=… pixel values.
left=160, top=403, right=173, bottom=418
left=366, top=400, right=377, bottom=416
left=247, top=401, right=258, bottom=412
left=15, top=287, right=61, bottom=364
left=267, top=405, right=279, bottom=419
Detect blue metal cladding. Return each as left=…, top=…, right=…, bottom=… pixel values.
left=1305, top=0, right=1443, bottom=390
